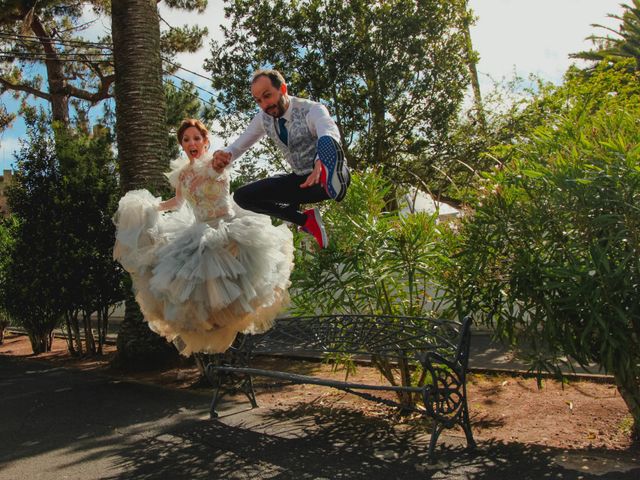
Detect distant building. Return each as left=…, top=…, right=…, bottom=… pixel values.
left=0, top=169, right=12, bottom=217
left=399, top=187, right=460, bottom=222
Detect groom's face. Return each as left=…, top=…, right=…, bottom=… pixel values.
left=251, top=75, right=288, bottom=118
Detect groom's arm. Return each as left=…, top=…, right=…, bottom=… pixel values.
left=307, top=103, right=341, bottom=144
left=220, top=113, right=266, bottom=163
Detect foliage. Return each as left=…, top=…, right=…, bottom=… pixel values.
left=571, top=0, right=640, bottom=71
left=447, top=64, right=640, bottom=436
left=0, top=1, right=114, bottom=129
left=443, top=72, right=554, bottom=200
left=290, top=169, right=458, bottom=408
left=447, top=60, right=640, bottom=201
left=290, top=169, right=447, bottom=317
left=0, top=216, right=18, bottom=344
left=205, top=0, right=469, bottom=187
left=2, top=121, right=65, bottom=353
left=3, top=118, right=124, bottom=355
left=54, top=127, right=125, bottom=355
left=0, top=0, right=208, bottom=133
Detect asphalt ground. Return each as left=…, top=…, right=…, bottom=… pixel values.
left=1, top=355, right=638, bottom=480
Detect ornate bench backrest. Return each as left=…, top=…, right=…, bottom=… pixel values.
left=245, top=315, right=471, bottom=366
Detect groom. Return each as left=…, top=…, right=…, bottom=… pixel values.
left=212, top=69, right=350, bottom=248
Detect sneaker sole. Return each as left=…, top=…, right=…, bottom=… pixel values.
left=318, top=136, right=348, bottom=202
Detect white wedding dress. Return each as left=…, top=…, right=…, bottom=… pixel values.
left=113, top=153, right=294, bottom=355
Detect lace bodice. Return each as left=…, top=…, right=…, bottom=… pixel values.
left=166, top=154, right=233, bottom=223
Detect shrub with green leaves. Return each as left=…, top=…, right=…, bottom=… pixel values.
left=291, top=169, right=447, bottom=317
left=451, top=71, right=640, bottom=436
left=3, top=120, right=124, bottom=355
left=0, top=216, right=18, bottom=344
left=290, top=169, right=458, bottom=408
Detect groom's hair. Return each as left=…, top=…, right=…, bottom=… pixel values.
left=251, top=69, right=286, bottom=89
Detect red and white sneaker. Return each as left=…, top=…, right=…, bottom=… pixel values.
left=300, top=207, right=328, bottom=249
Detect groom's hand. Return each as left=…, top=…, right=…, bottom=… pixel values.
left=300, top=160, right=322, bottom=188
left=212, top=150, right=231, bottom=172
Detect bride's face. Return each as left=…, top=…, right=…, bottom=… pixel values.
left=180, top=126, right=209, bottom=160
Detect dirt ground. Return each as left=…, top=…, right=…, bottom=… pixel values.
left=1, top=332, right=637, bottom=453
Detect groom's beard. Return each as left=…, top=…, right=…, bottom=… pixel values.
left=265, top=94, right=288, bottom=118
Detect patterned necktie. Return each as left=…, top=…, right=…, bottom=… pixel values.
left=277, top=117, right=288, bottom=145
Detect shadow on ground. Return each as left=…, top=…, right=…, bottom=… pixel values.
left=0, top=356, right=638, bottom=480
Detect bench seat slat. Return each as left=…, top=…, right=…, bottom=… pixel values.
left=211, top=365, right=424, bottom=394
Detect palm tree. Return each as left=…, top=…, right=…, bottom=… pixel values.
left=571, top=0, right=640, bottom=71
left=111, top=0, right=176, bottom=369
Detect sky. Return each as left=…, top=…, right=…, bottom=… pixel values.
left=0, top=0, right=625, bottom=172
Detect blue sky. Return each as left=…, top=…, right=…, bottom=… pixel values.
left=0, top=0, right=624, bottom=172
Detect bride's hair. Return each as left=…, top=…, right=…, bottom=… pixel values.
left=177, top=118, right=209, bottom=143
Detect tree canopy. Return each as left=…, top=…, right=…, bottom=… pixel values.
left=448, top=60, right=640, bottom=436
left=572, top=0, right=640, bottom=71
left=0, top=0, right=208, bottom=135
left=205, top=0, right=470, bottom=188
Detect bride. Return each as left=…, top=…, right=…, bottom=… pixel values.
left=113, top=119, right=295, bottom=355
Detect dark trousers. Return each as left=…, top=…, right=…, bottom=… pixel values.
left=233, top=173, right=330, bottom=226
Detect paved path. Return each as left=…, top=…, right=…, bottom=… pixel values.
left=468, top=332, right=606, bottom=378
left=6, top=327, right=610, bottom=379
left=1, top=356, right=638, bottom=479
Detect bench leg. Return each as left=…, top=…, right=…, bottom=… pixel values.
left=427, top=421, right=444, bottom=464
left=241, top=376, right=258, bottom=409
left=210, top=387, right=222, bottom=419
left=209, top=375, right=258, bottom=418
left=461, top=402, right=477, bottom=450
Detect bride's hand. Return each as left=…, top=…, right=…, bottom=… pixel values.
left=213, top=150, right=231, bottom=172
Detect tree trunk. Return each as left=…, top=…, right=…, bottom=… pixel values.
left=64, top=312, right=76, bottom=355
left=111, top=0, right=177, bottom=370
left=112, top=0, right=169, bottom=194
left=460, top=0, right=485, bottom=130
left=615, top=371, right=640, bottom=440
left=28, top=329, right=52, bottom=354
left=28, top=11, right=70, bottom=127
left=82, top=310, right=96, bottom=355
left=97, top=305, right=111, bottom=355
left=71, top=310, right=83, bottom=356
left=114, top=293, right=176, bottom=371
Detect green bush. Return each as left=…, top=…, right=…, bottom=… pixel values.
left=451, top=89, right=640, bottom=436
left=291, top=169, right=447, bottom=317
left=290, top=169, right=460, bottom=408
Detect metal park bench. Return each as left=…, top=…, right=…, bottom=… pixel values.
left=199, top=314, right=476, bottom=462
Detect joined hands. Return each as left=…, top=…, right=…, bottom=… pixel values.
left=212, top=150, right=232, bottom=172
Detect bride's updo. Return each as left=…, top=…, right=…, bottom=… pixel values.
left=177, top=118, right=209, bottom=143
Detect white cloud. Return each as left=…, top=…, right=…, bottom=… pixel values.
left=159, top=2, right=228, bottom=88
left=469, top=0, right=624, bottom=86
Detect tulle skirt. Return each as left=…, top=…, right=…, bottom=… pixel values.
left=113, top=189, right=294, bottom=355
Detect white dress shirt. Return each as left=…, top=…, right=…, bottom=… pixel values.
left=224, top=96, right=341, bottom=172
